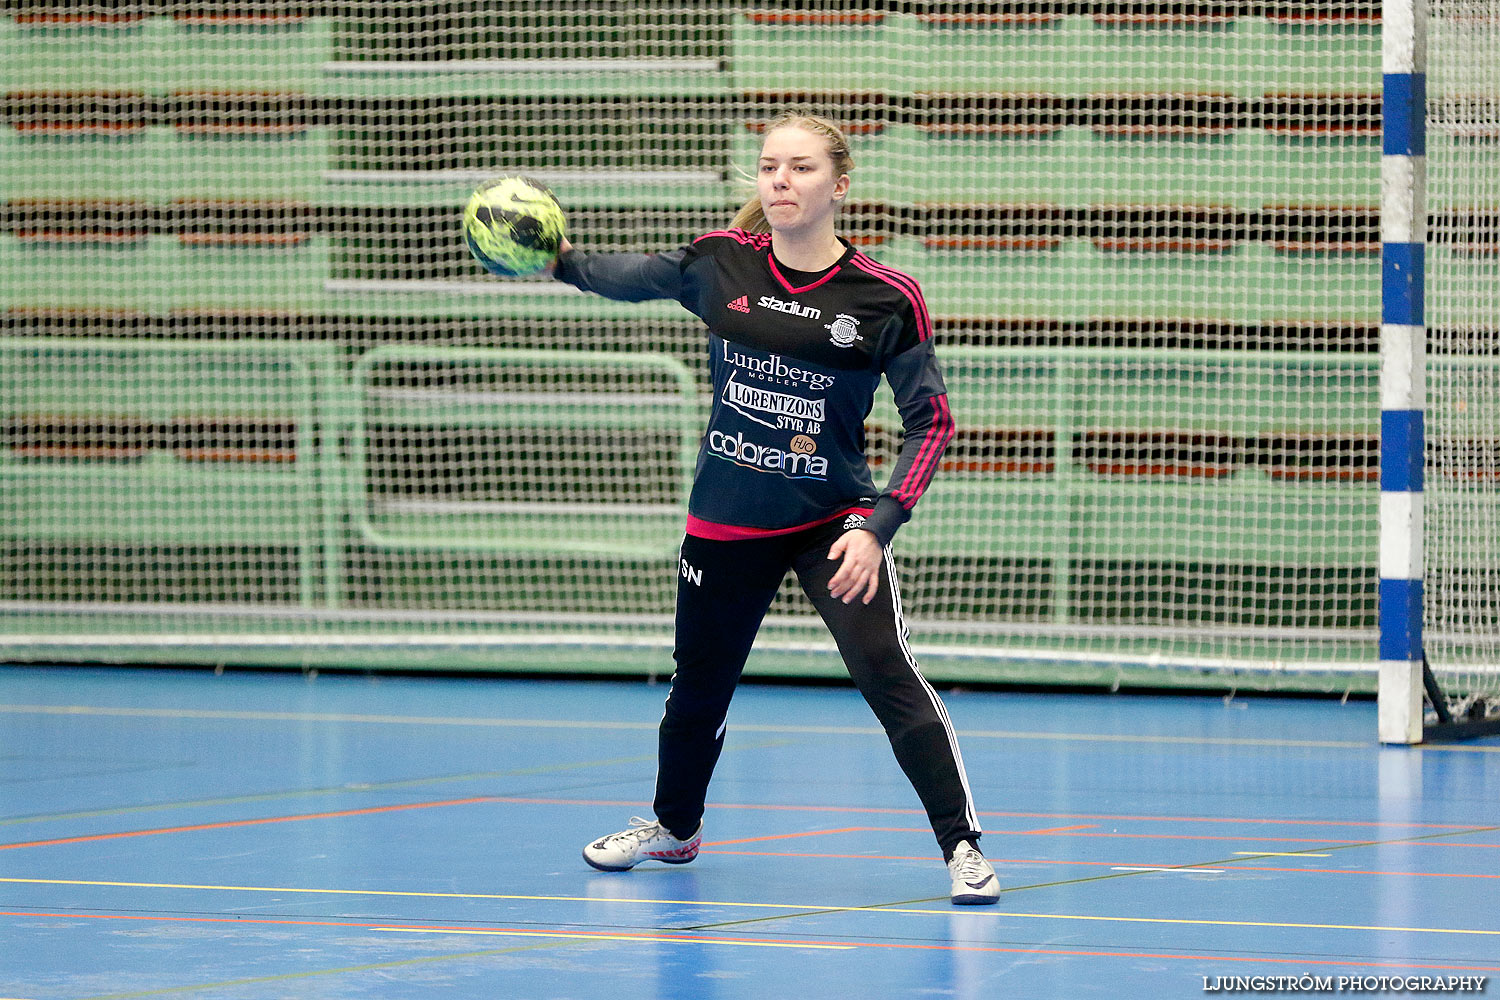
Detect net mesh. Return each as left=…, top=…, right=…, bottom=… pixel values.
left=1425, top=0, right=1500, bottom=710
left=0, top=1, right=1441, bottom=688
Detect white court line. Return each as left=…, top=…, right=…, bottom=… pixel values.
left=6, top=878, right=1496, bottom=939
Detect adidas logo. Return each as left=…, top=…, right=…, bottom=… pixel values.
left=727, top=295, right=750, bottom=313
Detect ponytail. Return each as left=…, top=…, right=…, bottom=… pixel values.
left=730, top=197, right=769, bottom=234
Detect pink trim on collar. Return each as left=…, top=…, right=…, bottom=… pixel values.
left=768, top=253, right=842, bottom=295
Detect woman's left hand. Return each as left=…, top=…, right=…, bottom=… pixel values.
left=827, top=528, right=883, bottom=605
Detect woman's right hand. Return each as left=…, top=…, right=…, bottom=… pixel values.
left=550, top=237, right=573, bottom=274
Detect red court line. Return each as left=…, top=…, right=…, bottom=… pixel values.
left=0, top=797, right=495, bottom=851
left=7, top=794, right=1492, bottom=854
left=1207, top=863, right=1500, bottom=880
left=1053, top=832, right=1500, bottom=848
left=704, top=849, right=1500, bottom=879
left=4, top=911, right=1499, bottom=973
left=714, top=825, right=1499, bottom=851
left=704, top=825, right=1099, bottom=847
left=979, top=810, right=1488, bottom=831
left=488, top=797, right=1491, bottom=832
left=706, top=827, right=868, bottom=847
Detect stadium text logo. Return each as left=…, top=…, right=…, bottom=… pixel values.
left=721, top=343, right=836, bottom=391
left=758, top=295, right=821, bottom=320
left=724, top=375, right=825, bottom=432
left=708, top=430, right=828, bottom=480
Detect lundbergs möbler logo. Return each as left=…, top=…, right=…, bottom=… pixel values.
left=720, top=342, right=837, bottom=391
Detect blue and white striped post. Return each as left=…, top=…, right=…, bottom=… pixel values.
left=1378, top=0, right=1428, bottom=744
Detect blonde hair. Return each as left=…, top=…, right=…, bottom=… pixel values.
left=730, top=111, right=854, bottom=233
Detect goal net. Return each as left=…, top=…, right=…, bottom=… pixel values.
left=1424, top=0, right=1500, bottom=724
left=0, top=2, right=1485, bottom=696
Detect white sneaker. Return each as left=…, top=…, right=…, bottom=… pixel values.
left=947, top=841, right=1000, bottom=905
left=582, top=817, right=702, bottom=872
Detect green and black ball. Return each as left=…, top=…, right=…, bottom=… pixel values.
left=462, top=175, right=566, bottom=277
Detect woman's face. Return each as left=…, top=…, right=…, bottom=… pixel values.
left=757, top=125, right=849, bottom=238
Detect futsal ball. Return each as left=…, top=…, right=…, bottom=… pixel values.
left=462, top=175, right=566, bottom=277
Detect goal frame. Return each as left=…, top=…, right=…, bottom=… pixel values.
left=1378, top=0, right=1500, bottom=743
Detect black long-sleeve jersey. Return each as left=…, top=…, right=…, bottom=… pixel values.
left=555, top=228, right=955, bottom=547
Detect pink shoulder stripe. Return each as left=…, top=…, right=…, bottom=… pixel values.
left=855, top=254, right=932, bottom=336
left=850, top=253, right=933, bottom=342
left=892, top=393, right=955, bottom=508
left=694, top=228, right=772, bottom=248
left=899, top=398, right=945, bottom=496
left=892, top=396, right=951, bottom=507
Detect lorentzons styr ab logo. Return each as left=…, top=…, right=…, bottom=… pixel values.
left=825, top=312, right=862, bottom=348
left=723, top=375, right=825, bottom=432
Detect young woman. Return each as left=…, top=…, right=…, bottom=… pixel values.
left=554, top=112, right=998, bottom=905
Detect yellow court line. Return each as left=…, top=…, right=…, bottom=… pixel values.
left=0, top=703, right=657, bottom=731
left=1413, top=744, right=1500, bottom=754
left=883, top=908, right=1500, bottom=936
left=49, top=937, right=581, bottom=1000
left=1235, top=852, right=1333, bottom=857
left=373, top=926, right=853, bottom=949
left=0, top=877, right=828, bottom=913
left=0, top=702, right=1375, bottom=749
left=5, top=876, right=1496, bottom=937
left=8, top=701, right=1499, bottom=753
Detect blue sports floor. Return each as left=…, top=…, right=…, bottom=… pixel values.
left=2, top=665, right=1497, bottom=999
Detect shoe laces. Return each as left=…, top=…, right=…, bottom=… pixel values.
left=615, top=816, right=667, bottom=843
left=950, top=843, right=990, bottom=880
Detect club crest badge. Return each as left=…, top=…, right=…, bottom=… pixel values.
left=825, top=313, right=861, bottom=348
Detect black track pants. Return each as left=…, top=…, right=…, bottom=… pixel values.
left=653, top=518, right=983, bottom=857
